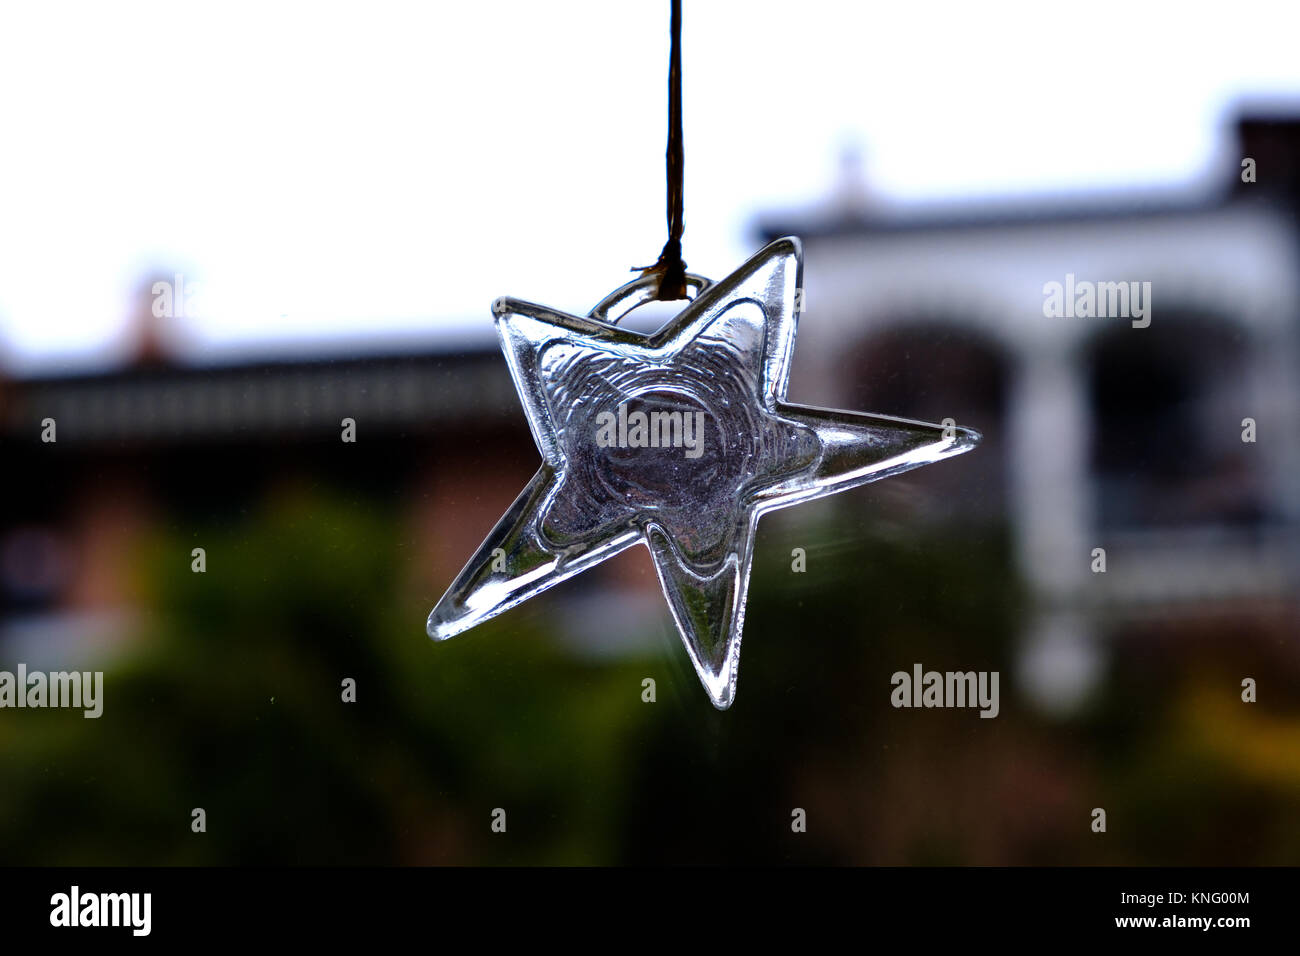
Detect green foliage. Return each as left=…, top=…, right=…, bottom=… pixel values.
left=3, top=489, right=1296, bottom=864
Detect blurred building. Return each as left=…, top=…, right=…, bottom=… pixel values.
left=757, top=110, right=1300, bottom=710
left=2, top=109, right=1299, bottom=715
left=0, top=327, right=534, bottom=662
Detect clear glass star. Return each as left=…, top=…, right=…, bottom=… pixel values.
left=428, top=237, right=980, bottom=708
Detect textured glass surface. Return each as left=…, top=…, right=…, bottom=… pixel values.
left=428, top=237, right=980, bottom=708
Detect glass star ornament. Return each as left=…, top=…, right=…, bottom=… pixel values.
left=428, top=237, right=979, bottom=708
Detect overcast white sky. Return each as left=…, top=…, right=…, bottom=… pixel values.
left=2, top=0, right=1299, bottom=373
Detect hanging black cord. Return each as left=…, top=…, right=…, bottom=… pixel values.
left=638, top=0, right=687, bottom=300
